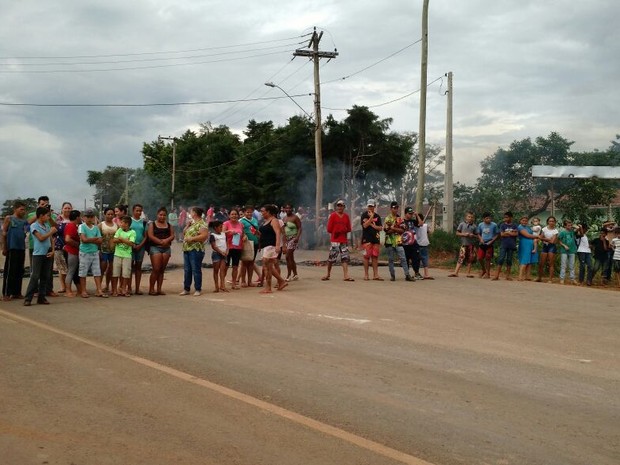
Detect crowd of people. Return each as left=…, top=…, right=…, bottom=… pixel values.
left=2, top=196, right=619, bottom=306
left=447, top=210, right=620, bottom=286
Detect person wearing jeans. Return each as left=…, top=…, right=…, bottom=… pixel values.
left=576, top=224, right=593, bottom=286
left=558, top=219, right=577, bottom=284
left=180, top=207, right=209, bottom=296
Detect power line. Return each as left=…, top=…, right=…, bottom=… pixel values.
left=0, top=93, right=312, bottom=108
left=322, top=40, right=421, bottom=85
left=0, top=49, right=297, bottom=74
left=0, top=34, right=312, bottom=60
left=2, top=41, right=306, bottom=67
left=321, top=75, right=444, bottom=111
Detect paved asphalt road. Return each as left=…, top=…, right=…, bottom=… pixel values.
left=1, top=250, right=618, bottom=465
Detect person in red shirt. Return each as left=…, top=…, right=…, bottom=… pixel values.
left=321, top=200, right=354, bottom=281
left=63, top=210, right=82, bottom=297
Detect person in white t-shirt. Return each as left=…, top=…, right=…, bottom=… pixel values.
left=575, top=223, right=593, bottom=286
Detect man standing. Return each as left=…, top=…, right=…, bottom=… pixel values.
left=2, top=201, right=29, bottom=300
left=27, top=196, right=57, bottom=296
left=384, top=201, right=413, bottom=281
left=361, top=199, right=384, bottom=281
left=321, top=200, right=354, bottom=282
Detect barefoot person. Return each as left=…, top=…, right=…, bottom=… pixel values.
left=209, top=221, right=228, bottom=292
left=283, top=203, right=302, bottom=281
left=147, top=207, right=174, bottom=295
left=129, top=204, right=148, bottom=295
left=258, top=204, right=287, bottom=294
left=99, top=207, right=118, bottom=293
left=322, top=200, right=354, bottom=282
left=361, top=199, right=384, bottom=281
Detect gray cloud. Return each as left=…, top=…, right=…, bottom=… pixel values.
left=1, top=0, right=618, bottom=206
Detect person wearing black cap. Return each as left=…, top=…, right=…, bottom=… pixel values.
left=384, top=201, right=413, bottom=281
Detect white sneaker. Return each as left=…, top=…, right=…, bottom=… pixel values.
left=179, top=290, right=190, bottom=296
left=193, top=291, right=201, bottom=296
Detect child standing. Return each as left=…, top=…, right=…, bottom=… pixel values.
left=112, top=216, right=136, bottom=297
left=575, top=224, right=593, bottom=286
left=477, top=212, right=499, bottom=279
left=24, top=207, right=57, bottom=306
left=530, top=217, right=542, bottom=253
left=558, top=219, right=577, bottom=284
left=78, top=209, right=105, bottom=298
left=449, top=211, right=478, bottom=278
left=209, top=221, right=228, bottom=292
left=493, top=211, right=518, bottom=281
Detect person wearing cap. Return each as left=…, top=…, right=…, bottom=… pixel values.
left=402, top=208, right=423, bottom=280
left=384, top=201, right=413, bottom=282
left=322, top=200, right=354, bottom=281
left=361, top=199, right=384, bottom=281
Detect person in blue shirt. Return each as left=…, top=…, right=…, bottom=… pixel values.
left=477, top=212, right=499, bottom=279
left=492, top=211, right=519, bottom=280
left=2, top=201, right=29, bottom=300
left=24, top=207, right=57, bottom=306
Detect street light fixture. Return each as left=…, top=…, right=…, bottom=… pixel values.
left=264, top=82, right=313, bottom=119
left=265, top=82, right=323, bottom=238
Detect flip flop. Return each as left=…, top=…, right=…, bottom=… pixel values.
left=424, top=277, right=434, bottom=280
left=321, top=276, right=330, bottom=281
left=373, top=277, right=384, bottom=281
left=448, top=274, right=458, bottom=277
left=277, top=282, right=288, bottom=291
left=343, top=278, right=355, bottom=282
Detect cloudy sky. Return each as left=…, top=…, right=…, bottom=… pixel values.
left=1, top=0, right=618, bottom=208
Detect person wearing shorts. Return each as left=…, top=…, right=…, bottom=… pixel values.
left=322, top=200, right=353, bottom=281
left=209, top=220, right=228, bottom=293
left=476, top=212, right=499, bottom=279
left=361, top=199, right=383, bottom=281
left=78, top=209, right=105, bottom=298
left=112, top=216, right=135, bottom=297
left=449, top=211, right=478, bottom=278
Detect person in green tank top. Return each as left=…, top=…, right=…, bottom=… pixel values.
left=283, top=204, right=302, bottom=281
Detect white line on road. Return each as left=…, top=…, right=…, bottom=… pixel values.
left=0, top=308, right=433, bottom=465
left=311, top=313, right=371, bottom=324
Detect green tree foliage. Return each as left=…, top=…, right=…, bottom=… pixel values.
left=1, top=197, right=37, bottom=217
left=139, top=107, right=410, bottom=211
left=323, top=106, right=411, bottom=211
left=467, top=132, right=618, bottom=223
left=86, top=166, right=162, bottom=214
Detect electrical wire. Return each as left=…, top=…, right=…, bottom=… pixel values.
left=321, top=75, right=444, bottom=111
left=0, top=34, right=312, bottom=60
left=0, top=49, right=297, bottom=74
left=0, top=94, right=312, bottom=108
left=3, top=41, right=306, bottom=67
left=321, top=40, right=421, bottom=85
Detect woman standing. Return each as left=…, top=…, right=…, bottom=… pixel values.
left=536, top=216, right=558, bottom=283
left=54, top=202, right=73, bottom=293
left=113, top=204, right=128, bottom=226
left=99, top=207, right=118, bottom=293
left=283, top=204, right=302, bottom=281
left=180, top=207, right=209, bottom=296
left=258, top=204, right=287, bottom=294
left=517, top=215, right=539, bottom=281
left=222, top=209, right=245, bottom=290
left=148, top=207, right=175, bottom=295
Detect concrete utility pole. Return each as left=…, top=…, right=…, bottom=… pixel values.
left=158, top=136, right=177, bottom=212
left=415, top=0, right=430, bottom=213
left=293, top=27, right=338, bottom=234
left=442, top=71, right=454, bottom=232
